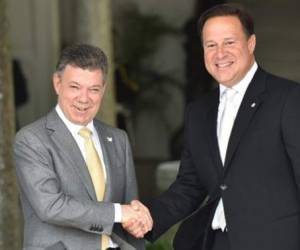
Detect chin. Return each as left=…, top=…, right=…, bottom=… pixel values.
left=70, top=117, right=88, bottom=126
left=216, top=75, right=234, bottom=85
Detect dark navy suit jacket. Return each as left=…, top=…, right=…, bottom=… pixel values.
left=147, top=67, right=300, bottom=250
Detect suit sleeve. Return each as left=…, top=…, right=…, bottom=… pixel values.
left=123, top=131, right=139, bottom=203
left=13, top=129, right=115, bottom=235
left=146, top=104, right=208, bottom=241
left=281, top=84, right=300, bottom=191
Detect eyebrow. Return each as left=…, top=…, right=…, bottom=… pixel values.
left=224, top=37, right=236, bottom=41
left=89, top=85, right=103, bottom=89
left=68, top=81, right=103, bottom=88
left=68, top=81, right=80, bottom=85
left=204, top=40, right=216, bottom=45
left=204, top=36, right=236, bottom=44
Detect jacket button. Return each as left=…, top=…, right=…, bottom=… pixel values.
left=220, top=184, right=227, bottom=191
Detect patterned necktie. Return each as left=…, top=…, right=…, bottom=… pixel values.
left=78, top=127, right=109, bottom=250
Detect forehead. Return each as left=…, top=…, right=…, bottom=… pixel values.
left=202, top=16, right=244, bottom=40
left=61, top=65, right=104, bottom=84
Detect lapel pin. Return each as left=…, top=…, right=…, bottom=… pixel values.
left=107, top=137, right=113, bottom=142
left=250, top=102, right=256, bottom=108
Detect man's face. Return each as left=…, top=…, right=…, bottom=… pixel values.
left=53, top=65, right=106, bottom=126
left=202, top=16, right=256, bottom=87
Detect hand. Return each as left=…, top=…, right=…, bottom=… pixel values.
left=130, top=200, right=153, bottom=230
left=121, top=200, right=153, bottom=238
left=121, top=203, right=146, bottom=238
left=130, top=200, right=153, bottom=233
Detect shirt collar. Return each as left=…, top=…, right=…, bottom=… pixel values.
left=55, top=104, right=95, bottom=135
left=219, top=62, right=258, bottom=98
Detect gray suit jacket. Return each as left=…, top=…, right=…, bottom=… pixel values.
left=14, top=109, right=145, bottom=250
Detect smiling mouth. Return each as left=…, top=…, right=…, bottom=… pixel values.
left=216, top=62, right=233, bottom=68
left=74, top=105, right=89, bottom=112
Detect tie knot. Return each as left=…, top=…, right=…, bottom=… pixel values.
left=223, top=88, right=237, bottom=102
left=78, top=127, right=92, bottom=140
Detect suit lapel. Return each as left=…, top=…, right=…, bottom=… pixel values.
left=94, top=121, right=115, bottom=202
left=45, top=110, right=97, bottom=200
left=224, top=68, right=267, bottom=170
left=206, top=89, right=224, bottom=175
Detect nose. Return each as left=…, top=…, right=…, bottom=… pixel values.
left=78, top=89, right=89, bottom=103
left=216, top=45, right=226, bottom=59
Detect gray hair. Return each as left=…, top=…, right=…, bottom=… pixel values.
left=55, top=44, right=108, bottom=83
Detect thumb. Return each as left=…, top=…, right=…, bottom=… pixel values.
left=130, top=200, right=140, bottom=211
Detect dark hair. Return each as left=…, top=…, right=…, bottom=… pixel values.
left=198, top=3, right=254, bottom=41
left=55, top=44, right=108, bottom=82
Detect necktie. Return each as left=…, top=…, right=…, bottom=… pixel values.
left=212, top=88, right=237, bottom=231
left=218, top=88, right=237, bottom=164
left=78, top=127, right=109, bottom=250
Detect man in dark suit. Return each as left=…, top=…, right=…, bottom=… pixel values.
left=125, top=3, right=300, bottom=250
left=14, top=44, right=152, bottom=250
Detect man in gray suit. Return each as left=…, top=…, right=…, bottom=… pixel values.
left=14, top=44, right=152, bottom=250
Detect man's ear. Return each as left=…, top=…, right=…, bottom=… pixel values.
left=52, top=73, right=61, bottom=95
left=248, top=34, right=256, bottom=54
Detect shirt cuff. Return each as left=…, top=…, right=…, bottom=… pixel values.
left=114, top=203, right=122, bottom=223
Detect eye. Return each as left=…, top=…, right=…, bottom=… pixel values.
left=225, top=40, right=235, bottom=46
left=70, top=84, right=79, bottom=90
left=206, top=43, right=216, bottom=49
left=90, top=88, right=101, bottom=93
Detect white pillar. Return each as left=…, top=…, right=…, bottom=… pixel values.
left=75, top=0, right=117, bottom=126
left=0, top=0, right=21, bottom=248
left=7, top=0, right=60, bottom=127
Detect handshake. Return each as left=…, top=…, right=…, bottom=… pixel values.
left=121, top=200, right=153, bottom=238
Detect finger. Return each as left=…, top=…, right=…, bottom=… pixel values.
left=136, top=211, right=149, bottom=231
left=130, top=200, right=141, bottom=211
left=138, top=208, right=153, bottom=231
left=129, top=201, right=153, bottom=232
left=133, top=221, right=146, bottom=238
left=124, top=220, right=145, bottom=238
left=132, top=200, right=153, bottom=226
left=134, top=213, right=151, bottom=234
left=137, top=202, right=152, bottom=224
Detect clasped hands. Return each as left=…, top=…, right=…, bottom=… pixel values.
left=121, top=200, right=153, bottom=238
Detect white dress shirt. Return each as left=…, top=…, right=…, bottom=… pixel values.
left=55, top=105, right=121, bottom=247
left=212, top=62, right=258, bottom=231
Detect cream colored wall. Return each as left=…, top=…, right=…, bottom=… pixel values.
left=7, top=0, right=60, bottom=128
left=235, top=0, right=300, bottom=83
